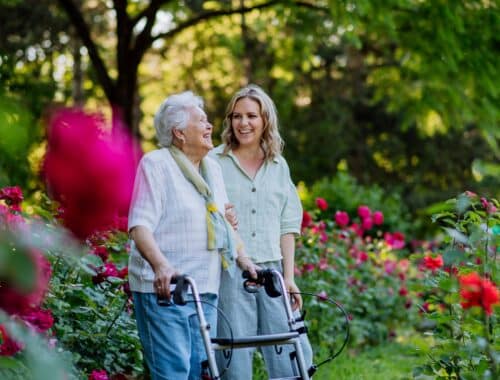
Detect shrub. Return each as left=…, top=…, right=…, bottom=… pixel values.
left=411, top=192, right=499, bottom=379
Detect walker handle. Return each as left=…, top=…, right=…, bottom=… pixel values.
left=242, top=269, right=282, bottom=298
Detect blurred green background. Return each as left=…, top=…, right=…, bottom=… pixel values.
left=0, top=0, right=498, bottom=230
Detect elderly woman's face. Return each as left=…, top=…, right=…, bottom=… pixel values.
left=181, top=106, right=213, bottom=154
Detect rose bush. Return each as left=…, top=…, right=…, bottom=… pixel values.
left=411, top=192, right=499, bottom=379
left=295, top=201, right=422, bottom=362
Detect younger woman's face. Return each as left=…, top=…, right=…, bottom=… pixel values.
left=231, top=97, right=264, bottom=148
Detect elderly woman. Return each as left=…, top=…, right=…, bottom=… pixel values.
left=212, top=84, right=313, bottom=379
left=128, top=91, right=255, bottom=380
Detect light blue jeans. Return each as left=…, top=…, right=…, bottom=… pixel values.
left=132, top=292, right=218, bottom=380
left=216, top=261, right=313, bottom=380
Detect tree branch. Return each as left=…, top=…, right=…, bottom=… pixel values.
left=131, top=0, right=171, bottom=26
left=57, top=0, right=116, bottom=101
left=152, top=0, right=329, bottom=43
left=132, top=0, right=169, bottom=62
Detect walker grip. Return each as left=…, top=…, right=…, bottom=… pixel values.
left=242, top=269, right=282, bottom=298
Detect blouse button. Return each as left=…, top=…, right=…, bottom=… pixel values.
left=251, top=209, right=256, bottom=214
left=251, top=187, right=256, bottom=192
left=252, top=232, right=256, bottom=237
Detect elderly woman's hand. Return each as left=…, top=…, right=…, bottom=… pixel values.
left=225, top=203, right=238, bottom=230
left=236, top=256, right=260, bottom=279
left=154, top=263, right=179, bottom=301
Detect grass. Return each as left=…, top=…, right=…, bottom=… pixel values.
left=312, top=338, right=426, bottom=380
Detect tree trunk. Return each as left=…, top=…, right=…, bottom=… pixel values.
left=72, top=39, right=84, bottom=107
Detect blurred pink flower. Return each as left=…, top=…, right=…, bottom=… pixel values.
left=0, top=248, right=52, bottom=315
left=0, top=325, right=23, bottom=356
left=361, top=216, right=373, bottom=230
left=384, top=260, right=397, bottom=275
left=357, top=251, right=368, bottom=264
left=384, top=232, right=405, bottom=250
left=92, top=262, right=119, bottom=285
left=89, top=369, right=109, bottom=380
left=357, top=205, right=371, bottom=219
left=0, top=186, right=23, bottom=212
left=42, top=108, right=141, bottom=239
left=92, top=246, right=110, bottom=262
left=349, top=222, right=364, bottom=237
left=464, top=190, right=477, bottom=198
left=480, top=197, right=489, bottom=209
left=316, top=291, right=328, bottom=301
left=315, top=197, right=328, bottom=211
left=302, top=263, right=315, bottom=273
left=397, top=259, right=410, bottom=273
left=21, top=308, right=54, bottom=333
left=334, top=211, right=349, bottom=227
left=318, top=258, right=329, bottom=270
left=372, top=211, right=384, bottom=225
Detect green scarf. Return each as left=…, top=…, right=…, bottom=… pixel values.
left=168, top=146, right=235, bottom=275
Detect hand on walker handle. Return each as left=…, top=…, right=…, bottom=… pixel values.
left=154, top=263, right=179, bottom=302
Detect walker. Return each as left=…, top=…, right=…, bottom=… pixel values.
left=160, top=269, right=348, bottom=379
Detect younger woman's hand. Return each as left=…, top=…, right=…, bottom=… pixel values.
left=285, top=279, right=303, bottom=311
left=225, top=203, right=238, bottom=230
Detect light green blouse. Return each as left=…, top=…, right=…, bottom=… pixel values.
left=211, top=145, right=302, bottom=263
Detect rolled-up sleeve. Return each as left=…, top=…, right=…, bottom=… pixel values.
left=128, top=157, right=164, bottom=233
left=280, top=178, right=302, bottom=235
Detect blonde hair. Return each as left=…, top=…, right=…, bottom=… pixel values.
left=221, top=84, right=283, bottom=160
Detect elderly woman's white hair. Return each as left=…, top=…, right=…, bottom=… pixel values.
left=154, top=91, right=204, bottom=147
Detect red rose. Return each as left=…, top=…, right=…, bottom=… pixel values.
left=301, top=211, right=312, bottom=229
left=459, top=272, right=499, bottom=315
left=422, top=255, right=444, bottom=271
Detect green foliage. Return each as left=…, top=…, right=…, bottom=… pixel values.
left=0, top=95, right=35, bottom=189
left=0, top=314, right=73, bottom=380
left=313, top=339, right=425, bottom=380
left=44, top=230, right=143, bottom=379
